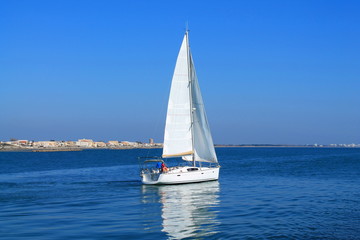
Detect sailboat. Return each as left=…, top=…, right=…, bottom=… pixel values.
left=140, top=30, right=220, bottom=184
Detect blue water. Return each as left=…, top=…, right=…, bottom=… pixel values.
left=1, top=148, right=360, bottom=239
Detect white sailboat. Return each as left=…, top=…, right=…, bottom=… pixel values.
left=140, top=31, right=220, bottom=185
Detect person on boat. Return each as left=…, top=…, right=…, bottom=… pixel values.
left=161, top=162, right=168, bottom=173
left=156, top=162, right=162, bottom=172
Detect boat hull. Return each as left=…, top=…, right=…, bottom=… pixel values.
left=141, top=166, right=220, bottom=185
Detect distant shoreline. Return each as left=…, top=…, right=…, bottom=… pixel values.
left=0, top=145, right=358, bottom=152
left=0, top=145, right=164, bottom=152
left=0, top=146, right=162, bottom=152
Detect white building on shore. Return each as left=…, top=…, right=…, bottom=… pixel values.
left=76, top=139, right=94, bottom=148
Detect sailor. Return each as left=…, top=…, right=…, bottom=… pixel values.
left=161, top=162, right=168, bottom=173
left=156, top=161, right=162, bottom=170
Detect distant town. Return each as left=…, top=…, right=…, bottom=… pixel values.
left=0, top=138, right=162, bottom=152
left=0, top=139, right=359, bottom=152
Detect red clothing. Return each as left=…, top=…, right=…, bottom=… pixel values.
left=161, top=163, right=168, bottom=172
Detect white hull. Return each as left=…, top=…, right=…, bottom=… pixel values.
left=141, top=166, right=220, bottom=185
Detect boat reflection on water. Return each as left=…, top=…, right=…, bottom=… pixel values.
left=142, top=181, right=220, bottom=239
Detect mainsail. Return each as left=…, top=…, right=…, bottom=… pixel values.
left=162, top=34, right=193, bottom=158
left=162, top=32, right=217, bottom=163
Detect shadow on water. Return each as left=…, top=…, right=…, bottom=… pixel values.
left=141, top=181, right=221, bottom=240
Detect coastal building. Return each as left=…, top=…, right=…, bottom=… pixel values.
left=76, top=139, right=94, bottom=148
left=108, top=141, right=120, bottom=147
left=4, top=140, right=30, bottom=146
left=95, top=142, right=107, bottom=148
left=17, top=140, right=29, bottom=145
left=33, top=141, right=58, bottom=148
left=65, top=141, right=76, bottom=147
left=121, top=141, right=130, bottom=146
left=121, top=141, right=139, bottom=147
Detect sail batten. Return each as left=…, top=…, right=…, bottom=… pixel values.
left=162, top=32, right=218, bottom=163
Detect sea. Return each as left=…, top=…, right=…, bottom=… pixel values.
left=1, top=147, right=360, bottom=240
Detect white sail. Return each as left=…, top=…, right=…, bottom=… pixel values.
left=162, top=34, right=193, bottom=158
left=188, top=53, right=218, bottom=163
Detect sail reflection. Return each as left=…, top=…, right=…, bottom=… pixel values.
left=143, top=181, right=220, bottom=239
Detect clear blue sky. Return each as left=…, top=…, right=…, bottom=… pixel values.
left=1, top=0, right=359, bottom=144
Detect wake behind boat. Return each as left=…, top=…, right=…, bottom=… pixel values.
left=140, top=30, right=220, bottom=185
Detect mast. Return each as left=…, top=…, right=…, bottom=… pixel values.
left=186, top=30, right=196, bottom=167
